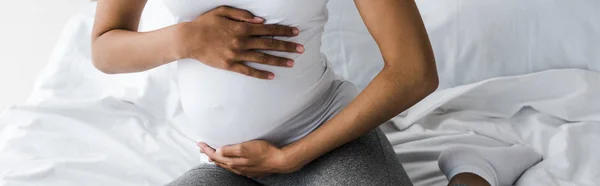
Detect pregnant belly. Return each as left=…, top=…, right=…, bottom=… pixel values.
left=177, top=58, right=333, bottom=148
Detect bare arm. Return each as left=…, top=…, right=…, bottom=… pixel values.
left=283, top=0, right=438, bottom=168
left=91, top=0, right=180, bottom=74
left=92, top=1, right=303, bottom=78
left=196, top=0, right=437, bottom=177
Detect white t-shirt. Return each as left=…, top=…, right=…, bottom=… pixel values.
left=164, top=0, right=350, bottom=148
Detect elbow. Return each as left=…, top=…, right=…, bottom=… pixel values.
left=409, top=59, right=439, bottom=97
left=93, top=65, right=119, bottom=75
left=91, top=56, right=117, bottom=74
left=91, top=34, right=119, bottom=75
left=419, top=57, right=439, bottom=95
left=384, top=61, right=439, bottom=96
left=92, top=60, right=120, bottom=75
left=91, top=47, right=118, bottom=75
left=421, top=62, right=439, bottom=96
left=422, top=71, right=439, bottom=95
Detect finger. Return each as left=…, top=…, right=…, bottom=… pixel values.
left=235, top=51, right=294, bottom=67
left=245, top=38, right=304, bottom=54
left=197, top=142, right=211, bottom=148
left=206, top=150, right=230, bottom=165
left=214, top=6, right=264, bottom=23
left=226, top=166, right=265, bottom=178
left=197, top=142, right=214, bottom=153
left=248, top=24, right=299, bottom=37
left=204, top=147, right=245, bottom=167
left=197, top=143, right=224, bottom=163
left=229, top=64, right=275, bottom=79
left=206, top=148, right=252, bottom=167
left=214, top=159, right=252, bottom=175
left=215, top=162, right=245, bottom=175
left=220, top=144, right=244, bottom=157
left=221, top=157, right=251, bottom=167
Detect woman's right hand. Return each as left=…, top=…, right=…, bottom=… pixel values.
left=176, top=6, right=305, bottom=79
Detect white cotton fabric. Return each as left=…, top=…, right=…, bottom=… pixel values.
left=438, top=145, right=543, bottom=186
left=2, top=0, right=600, bottom=186
left=386, top=69, right=600, bottom=186
left=322, top=0, right=600, bottom=90
left=162, top=0, right=343, bottom=148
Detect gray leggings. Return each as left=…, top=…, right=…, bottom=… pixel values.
left=166, top=128, right=413, bottom=186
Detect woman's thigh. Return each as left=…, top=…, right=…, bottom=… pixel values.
left=255, top=128, right=413, bottom=186
left=166, top=164, right=260, bottom=186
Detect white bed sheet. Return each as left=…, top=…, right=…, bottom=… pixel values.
left=1, top=1, right=599, bottom=186
left=323, top=0, right=600, bottom=90
left=0, top=3, right=195, bottom=186
left=4, top=68, right=598, bottom=186
left=388, top=69, right=600, bottom=186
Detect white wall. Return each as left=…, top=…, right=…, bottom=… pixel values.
left=0, top=0, right=86, bottom=111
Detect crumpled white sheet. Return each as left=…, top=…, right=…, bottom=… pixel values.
left=1, top=2, right=599, bottom=186
left=387, top=69, right=600, bottom=186
left=0, top=3, right=196, bottom=186
left=3, top=67, right=597, bottom=186
left=0, top=99, right=198, bottom=186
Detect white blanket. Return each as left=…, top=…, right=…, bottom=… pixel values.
left=0, top=4, right=197, bottom=186
left=3, top=68, right=598, bottom=186
left=1, top=2, right=599, bottom=186
left=388, top=69, right=600, bottom=186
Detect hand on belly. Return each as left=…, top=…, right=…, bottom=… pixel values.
left=175, top=6, right=305, bottom=79
left=176, top=5, right=332, bottom=151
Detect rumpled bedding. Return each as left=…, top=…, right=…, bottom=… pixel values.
left=388, top=69, right=600, bottom=186
left=1, top=1, right=599, bottom=186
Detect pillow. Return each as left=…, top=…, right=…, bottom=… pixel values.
left=322, top=0, right=600, bottom=90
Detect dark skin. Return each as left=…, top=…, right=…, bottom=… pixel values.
left=450, top=173, right=491, bottom=186
left=93, top=0, right=487, bottom=184
left=198, top=0, right=441, bottom=177
left=92, top=2, right=303, bottom=78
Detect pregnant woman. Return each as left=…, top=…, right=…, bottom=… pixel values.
left=92, top=0, right=438, bottom=185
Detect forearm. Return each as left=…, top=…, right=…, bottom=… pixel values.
left=91, top=24, right=183, bottom=74
left=282, top=0, right=438, bottom=167
left=284, top=65, right=437, bottom=167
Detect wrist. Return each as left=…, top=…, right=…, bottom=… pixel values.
left=279, top=141, right=313, bottom=173
left=172, top=22, right=192, bottom=60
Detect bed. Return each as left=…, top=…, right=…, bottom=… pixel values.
left=1, top=0, right=599, bottom=185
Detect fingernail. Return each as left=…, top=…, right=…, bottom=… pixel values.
left=268, top=73, right=275, bottom=79
left=293, top=28, right=299, bottom=35
left=199, top=149, right=204, bottom=153
left=296, top=45, right=305, bottom=53
left=286, top=60, right=295, bottom=67
left=254, top=17, right=264, bottom=22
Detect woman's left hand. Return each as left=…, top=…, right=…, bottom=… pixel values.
left=197, top=140, right=302, bottom=178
